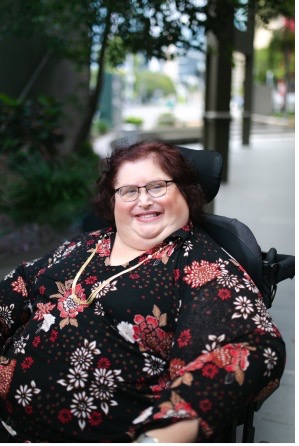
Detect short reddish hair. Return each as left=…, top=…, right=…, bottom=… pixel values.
left=93, top=141, right=206, bottom=224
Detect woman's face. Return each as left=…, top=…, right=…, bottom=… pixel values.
left=113, top=155, right=190, bottom=250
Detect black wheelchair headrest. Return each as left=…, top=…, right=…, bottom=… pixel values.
left=176, top=146, right=223, bottom=203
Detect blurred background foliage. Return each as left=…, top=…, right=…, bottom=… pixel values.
left=0, top=93, right=99, bottom=230
left=0, top=0, right=295, bottom=234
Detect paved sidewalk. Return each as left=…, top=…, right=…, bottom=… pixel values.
left=187, top=131, right=295, bottom=443
left=0, top=127, right=295, bottom=443
left=220, top=136, right=295, bottom=443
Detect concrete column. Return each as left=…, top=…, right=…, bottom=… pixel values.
left=203, top=20, right=234, bottom=183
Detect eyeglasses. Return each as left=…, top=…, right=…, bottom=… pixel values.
left=114, top=180, right=175, bottom=202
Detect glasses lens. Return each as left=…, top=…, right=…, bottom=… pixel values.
left=119, top=186, right=138, bottom=201
left=147, top=181, right=167, bottom=197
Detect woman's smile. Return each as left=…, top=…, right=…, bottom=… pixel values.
left=134, top=211, right=162, bottom=221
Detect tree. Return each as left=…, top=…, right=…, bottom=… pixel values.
left=0, top=0, right=295, bottom=152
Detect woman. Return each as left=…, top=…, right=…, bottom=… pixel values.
left=0, top=141, right=285, bottom=442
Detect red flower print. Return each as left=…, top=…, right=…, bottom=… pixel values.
left=153, top=244, right=175, bottom=261
left=32, top=336, right=41, bottom=347
left=88, top=411, right=103, bottom=426
left=173, top=269, right=180, bottom=281
left=211, top=343, right=251, bottom=373
left=97, top=357, right=111, bottom=369
left=37, top=268, right=46, bottom=277
left=11, top=277, right=28, bottom=297
left=50, top=281, right=88, bottom=328
left=133, top=312, right=173, bottom=358
left=202, top=363, right=219, bottom=379
left=154, top=392, right=197, bottom=420
left=95, top=238, right=111, bottom=257
left=169, top=358, right=186, bottom=379
left=183, top=260, right=222, bottom=288
left=209, top=343, right=256, bottom=385
left=150, top=374, right=171, bottom=394
left=136, top=377, right=146, bottom=390
left=49, top=329, right=58, bottom=342
left=177, top=329, right=192, bottom=348
left=33, top=302, right=56, bottom=321
left=217, top=288, right=232, bottom=300
left=129, top=273, right=140, bottom=279
left=182, top=223, right=191, bottom=231
left=21, top=357, right=34, bottom=370
left=57, top=285, right=87, bottom=319
left=24, top=405, right=33, bottom=414
left=85, top=276, right=97, bottom=285
left=39, top=286, right=46, bottom=295
left=58, top=408, right=73, bottom=424
left=199, top=399, right=212, bottom=412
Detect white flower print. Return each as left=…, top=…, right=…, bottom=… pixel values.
left=58, top=365, right=88, bottom=391
left=263, top=348, right=278, bottom=376
left=142, top=353, right=165, bottom=376
left=117, top=321, right=135, bottom=343
left=217, top=272, right=241, bottom=289
left=52, top=241, right=70, bottom=262
left=13, top=334, right=29, bottom=354
left=70, top=391, right=97, bottom=430
left=90, top=368, right=123, bottom=414
left=15, top=385, right=32, bottom=406
left=252, top=300, right=276, bottom=334
left=70, top=339, right=101, bottom=370
left=63, top=242, right=81, bottom=257
left=0, top=304, right=14, bottom=328
left=202, top=334, right=226, bottom=354
left=182, top=241, right=193, bottom=256
left=232, top=296, right=254, bottom=319
left=94, top=301, right=105, bottom=316
left=133, top=406, right=154, bottom=424
left=15, top=381, right=41, bottom=406
left=216, top=258, right=229, bottom=275
left=91, top=280, right=117, bottom=299
left=252, top=313, right=275, bottom=333
left=4, top=270, right=15, bottom=280
left=243, top=274, right=259, bottom=293
left=255, top=299, right=266, bottom=312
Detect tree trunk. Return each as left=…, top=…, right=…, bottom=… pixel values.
left=73, top=11, right=112, bottom=153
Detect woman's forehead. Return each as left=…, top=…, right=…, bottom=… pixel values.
left=114, top=157, right=168, bottom=186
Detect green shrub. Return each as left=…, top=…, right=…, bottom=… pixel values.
left=0, top=93, right=64, bottom=160
left=156, top=112, right=176, bottom=127
left=123, top=116, right=143, bottom=127
left=0, top=151, right=99, bottom=229
left=92, top=118, right=110, bottom=135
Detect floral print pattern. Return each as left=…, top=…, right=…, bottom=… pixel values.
left=0, top=225, right=285, bottom=442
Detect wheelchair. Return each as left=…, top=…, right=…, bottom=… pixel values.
left=81, top=145, right=295, bottom=443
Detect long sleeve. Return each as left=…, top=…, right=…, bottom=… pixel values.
left=131, top=232, right=286, bottom=441
left=0, top=238, right=78, bottom=350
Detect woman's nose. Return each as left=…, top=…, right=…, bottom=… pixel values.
left=137, top=188, right=154, bottom=205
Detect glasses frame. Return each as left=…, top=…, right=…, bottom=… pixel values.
left=114, top=180, right=175, bottom=202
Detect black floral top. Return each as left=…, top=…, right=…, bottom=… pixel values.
left=0, top=224, right=285, bottom=442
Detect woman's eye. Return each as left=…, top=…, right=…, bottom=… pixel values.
left=124, top=187, right=137, bottom=195
left=149, top=184, right=162, bottom=191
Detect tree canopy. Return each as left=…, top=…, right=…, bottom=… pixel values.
left=0, top=1, right=295, bottom=64
left=0, top=0, right=295, bottom=149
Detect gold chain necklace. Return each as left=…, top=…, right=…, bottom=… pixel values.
left=71, top=236, right=172, bottom=306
